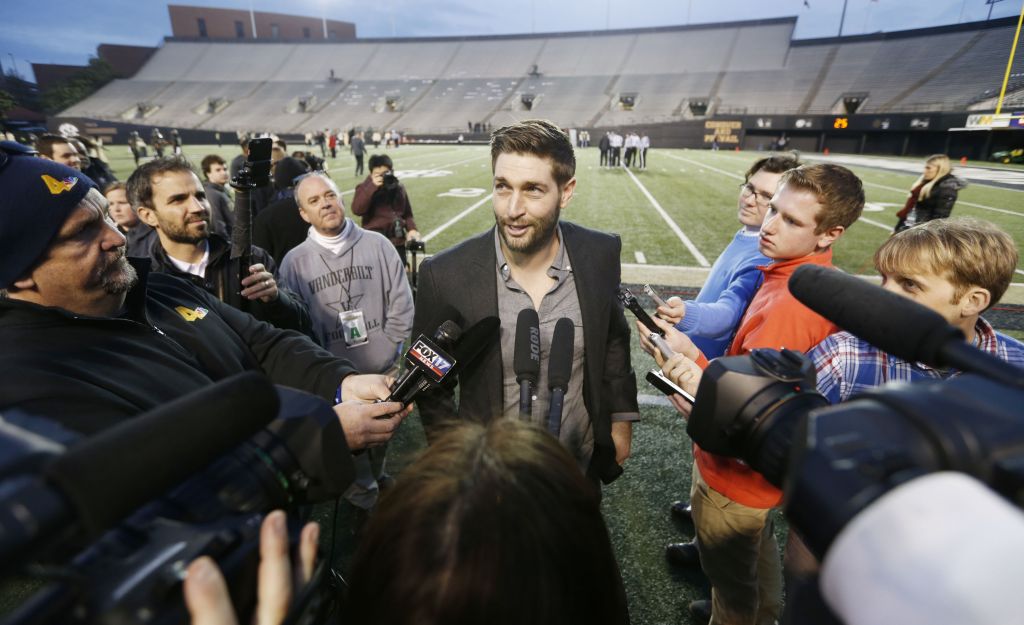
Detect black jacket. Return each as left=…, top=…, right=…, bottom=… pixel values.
left=0, top=260, right=356, bottom=434
left=253, top=196, right=310, bottom=266
left=916, top=174, right=967, bottom=222
left=147, top=233, right=312, bottom=337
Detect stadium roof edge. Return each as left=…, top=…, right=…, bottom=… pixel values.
left=162, top=15, right=797, bottom=45
left=791, top=14, right=1021, bottom=46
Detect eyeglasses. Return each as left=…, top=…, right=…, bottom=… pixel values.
left=738, top=182, right=774, bottom=207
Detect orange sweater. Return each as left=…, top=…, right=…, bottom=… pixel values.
left=693, top=250, right=838, bottom=509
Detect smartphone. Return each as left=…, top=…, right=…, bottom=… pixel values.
left=643, top=284, right=669, bottom=309
left=645, top=369, right=695, bottom=404
left=618, top=287, right=665, bottom=337
left=244, top=137, right=273, bottom=187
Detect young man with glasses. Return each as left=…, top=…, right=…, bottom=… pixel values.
left=656, top=154, right=799, bottom=575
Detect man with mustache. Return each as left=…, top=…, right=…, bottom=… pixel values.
left=411, top=119, right=639, bottom=486
left=0, top=149, right=408, bottom=446
left=127, top=157, right=311, bottom=335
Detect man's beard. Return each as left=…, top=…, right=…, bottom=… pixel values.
left=98, top=251, right=138, bottom=295
left=497, top=205, right=560, bottom=257
left=162, top=216, right=210, bottom=245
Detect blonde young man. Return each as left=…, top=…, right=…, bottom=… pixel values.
left=810, top=217, right=1024, bottom=403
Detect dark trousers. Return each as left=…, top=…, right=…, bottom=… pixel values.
left=355, top=154, right=364, bottom=176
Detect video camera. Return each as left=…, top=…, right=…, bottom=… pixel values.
left=381, top=171, right=399, bottom=192
left=684, top=265, right=1024, bottom=625
left=0, top=373, right=355, bottom=624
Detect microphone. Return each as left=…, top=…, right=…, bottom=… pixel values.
left=514, top=308, right=541, bottom=418
left=388, top=319, right=463, bottom=405
left=392, top=315, right=501, bottom=408
left=0, top=372, right=279, bottom=569
left=788, top=265, right=1024, bottom=388
left=547, top=318, right=575, bottom=436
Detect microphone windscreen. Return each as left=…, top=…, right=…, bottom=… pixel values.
left=45, top=372, right=279, bottom=538
left=424, top=304, right=464, bottom=340
left=514, top=308, right=541, bottom=383
left=435, top=319, right=463, bottom=347
left=548, top=317, right=575, bottom=390
left=788, top=264, right=963, bottom=367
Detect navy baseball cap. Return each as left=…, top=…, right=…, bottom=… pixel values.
left=0, top=144, right=97, bottom=287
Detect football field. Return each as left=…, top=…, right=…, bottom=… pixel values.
left=110, top=143, right=1024, bottom=300
left=93, top=143, right=1024, bottom=623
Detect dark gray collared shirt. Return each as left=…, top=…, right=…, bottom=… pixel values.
left=495, top=227, right=592, bottom=471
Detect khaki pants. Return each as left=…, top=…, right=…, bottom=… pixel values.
left=691, top=463, right=782, bottom=625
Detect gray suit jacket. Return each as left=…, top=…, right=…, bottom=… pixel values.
left=412, top=221, right=639, bottom=483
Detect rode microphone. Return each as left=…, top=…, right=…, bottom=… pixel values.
left=514, top=308, right=541, bottom=418
left=788, top=265, right=1024, bottom=388
left=547, top=318, right=575, bottom=436
left=0, top=372, right=278, bottom=569
left=388, top=320, right=462, bottom=405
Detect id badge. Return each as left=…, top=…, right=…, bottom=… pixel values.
left=339, top=310, right=369, bottom=348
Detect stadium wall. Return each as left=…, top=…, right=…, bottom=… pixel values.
left=50, top=110, right=1022, bottom=161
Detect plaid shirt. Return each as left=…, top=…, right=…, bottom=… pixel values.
left=810, top=317, right=1024, bottom=404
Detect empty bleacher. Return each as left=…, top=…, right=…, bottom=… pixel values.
left=61, top=16, right=1024, bottom=133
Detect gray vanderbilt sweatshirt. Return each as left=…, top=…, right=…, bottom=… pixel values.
left=279, top=223, right=414, bottom=374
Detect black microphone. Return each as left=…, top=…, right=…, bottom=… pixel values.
left=514, top=308, right=541, bottom=418
left=397, top=316, right=500, bottom=406
left=547, top=317, right=575, bottom=436
left=388, top=320, right=462, bottom=405
left=789, top=264, right=1024, bottom=388
left=0, top=372, right=278, bottom=569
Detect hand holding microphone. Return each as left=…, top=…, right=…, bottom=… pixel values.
left=387, top=320, right=462, bottom=405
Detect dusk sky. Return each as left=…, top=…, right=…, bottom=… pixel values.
left=1, top=0, right=1021, bottom=82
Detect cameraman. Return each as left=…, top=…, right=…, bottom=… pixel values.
left=351, top=154, right=421, bottom=266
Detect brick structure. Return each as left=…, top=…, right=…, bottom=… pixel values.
left=168, top=4, right=356, bottom=41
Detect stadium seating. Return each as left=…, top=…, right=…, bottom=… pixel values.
left=62, top=17, right=1024, bottom=133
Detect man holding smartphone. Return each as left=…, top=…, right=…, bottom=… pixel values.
left=127, top=157, right=312, bottom=335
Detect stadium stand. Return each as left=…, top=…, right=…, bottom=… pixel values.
left=60, top=16, right=1024, bottom=134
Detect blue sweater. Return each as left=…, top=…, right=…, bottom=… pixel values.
left=677, top=229, right=768, bottom=359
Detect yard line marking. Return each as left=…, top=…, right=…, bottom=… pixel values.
left=661, top=152, right=743, bottom=180
left=423, top=194, right=493, bottom=242
left=859, top=181, right=1024, bottom=218
left=637, top=394, right=673, bottom=407
left=858, top=216, right=892, bottom=231
left=635, top=251, right=647, bottom=264
left=622, top=166, right=710, bottom=267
